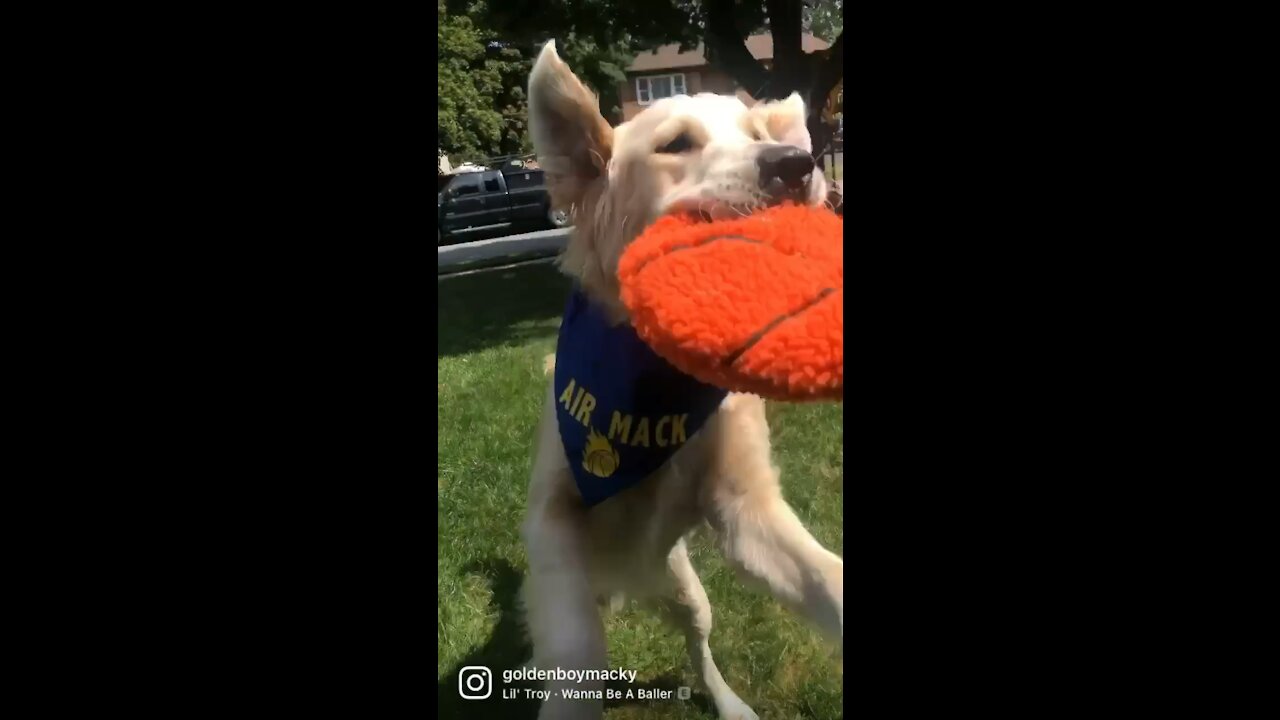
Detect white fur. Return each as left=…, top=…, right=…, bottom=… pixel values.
left=521, top=42, right=842, bottom=720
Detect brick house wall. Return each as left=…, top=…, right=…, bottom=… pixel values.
left=620, top=66, right=762, bottom=120
left=619, top=34, right=826, bottom=121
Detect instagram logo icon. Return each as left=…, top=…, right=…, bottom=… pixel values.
left=458, top=666, right=492, bottom=699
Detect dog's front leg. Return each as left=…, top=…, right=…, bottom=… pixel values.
left=708, top=490, right=843, bottom=647
left=522, top=491, right=607, bottom=720
left=702, top=395, right=843, bottom=648
left=658, top=538, right=760, bottom=720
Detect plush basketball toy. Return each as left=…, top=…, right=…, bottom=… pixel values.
left=618, top=203, right=843, bottom=401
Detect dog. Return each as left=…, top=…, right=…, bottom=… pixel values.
left=519, top=41, right=843, bottom=720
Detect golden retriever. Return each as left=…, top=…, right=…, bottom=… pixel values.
left=519, top=41, right=842, bottom=720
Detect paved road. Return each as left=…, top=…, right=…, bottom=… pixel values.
left=438, top=158, right=845, bottom=274
left=438, top=227, right=570, bottom=273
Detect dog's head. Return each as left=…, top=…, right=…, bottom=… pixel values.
left=528, top=41, right=828, bottom=319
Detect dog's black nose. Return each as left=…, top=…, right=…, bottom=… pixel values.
left=757, top=145, right=814, bottom=201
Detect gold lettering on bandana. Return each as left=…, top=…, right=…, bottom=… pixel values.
left=671, top=413, right=688, bottom=444
left=631, top=417, right=650, bottom=448
left=560, top=378, right=692, bottom=455
left=609, top=411, right=632, bottom=444
left=655, top=416, right=671, bottom=447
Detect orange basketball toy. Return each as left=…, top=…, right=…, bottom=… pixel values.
left=618, top=203, right=843, bottom=401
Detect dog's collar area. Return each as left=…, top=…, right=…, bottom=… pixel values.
left=570, top=283, right=629, bottom=327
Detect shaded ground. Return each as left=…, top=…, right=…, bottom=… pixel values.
left=437, top=260, right=571, bottom=359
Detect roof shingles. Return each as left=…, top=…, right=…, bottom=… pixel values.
left=627, top=33, right=831, bottom=73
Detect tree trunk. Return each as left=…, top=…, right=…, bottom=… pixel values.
left=703, top=0, right=771, bottom=98
left=703, top=2, right=843, bottom=154
left=765, top=0, right=810, bottom=99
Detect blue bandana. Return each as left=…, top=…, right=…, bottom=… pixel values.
left=554, top=288, right=729, bottom=507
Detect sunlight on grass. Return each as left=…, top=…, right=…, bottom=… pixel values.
left=438, top=260, right=843, bottom=719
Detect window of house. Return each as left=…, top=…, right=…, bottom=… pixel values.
left=636, top=73, right=687, bottom=106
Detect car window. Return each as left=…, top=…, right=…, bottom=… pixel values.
left=451, top=174, right=481, bottom=196
left=506, top=170, right=543, bottom=189
left=482, top=172, right=502, bottom=193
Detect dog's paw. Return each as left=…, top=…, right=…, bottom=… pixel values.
left=543, top=353, right=556, bottom=376
left=718, top=701, right=759, bottom=720
left=709, top=689, right=759, bottom=720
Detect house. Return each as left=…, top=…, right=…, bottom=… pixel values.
left=620, top=33, right=831, bottom=121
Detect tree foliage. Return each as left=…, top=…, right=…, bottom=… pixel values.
left=437, top=1, right=506, bottom=162
left=438, top=0, right=651, bottom=161
left=438, top=0, right=845, bottom=161
left=805, top=0, right=843, bottom=43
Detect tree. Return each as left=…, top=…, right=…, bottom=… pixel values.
left=439, top=1, right=644, bottom=160
left=805, top=0, right=843, bottom=43
left=464, top=0, right=845, bottom=156
left=437, top=1, right=506, bottom=161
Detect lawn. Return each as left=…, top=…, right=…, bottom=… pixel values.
left=438, top=259, right=844, bottom=719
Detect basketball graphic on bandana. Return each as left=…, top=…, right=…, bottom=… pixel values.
left=582, top=428, right=620, bottom=478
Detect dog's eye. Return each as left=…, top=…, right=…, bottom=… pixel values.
left=658, top=133, right=695, bottom=154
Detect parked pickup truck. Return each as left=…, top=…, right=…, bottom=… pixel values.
left=437, top=159, right=568, bottom=244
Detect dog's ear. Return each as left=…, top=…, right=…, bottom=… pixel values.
left=528, top=41, right=614, bottom=210
left=756, top=93, right=812, bottom=152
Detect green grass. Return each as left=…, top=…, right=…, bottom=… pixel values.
left=439, top=259, right=843, bottom=719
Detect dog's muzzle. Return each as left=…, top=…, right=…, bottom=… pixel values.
left=757, top=145, right=815, bottom=202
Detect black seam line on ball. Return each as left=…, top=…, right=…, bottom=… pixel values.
left=632, top=235, right=765, bottom=274
left=722, top=287, right=837, bottom=368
